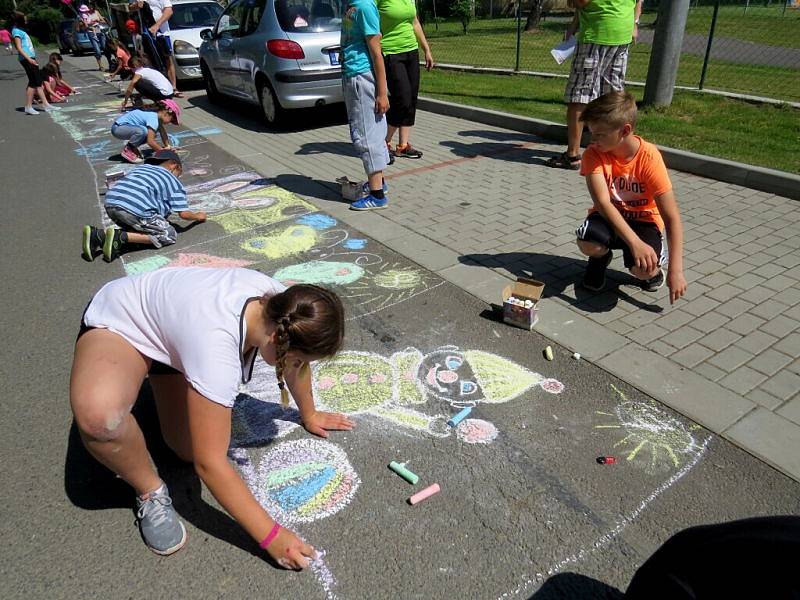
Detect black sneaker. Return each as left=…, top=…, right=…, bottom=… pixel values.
left=643, top=268, right=666, bottom=292
left=103, top=227, right=124, bottom=263
left=582, top=251, right=613, bottom=291
left=81, top=225, right=106, bottom=262
left=386, top=143, right=395, bottom=166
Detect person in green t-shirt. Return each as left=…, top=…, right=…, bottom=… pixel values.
left=378, top=0, right=434, bottom=159
left=547, top=0, right=641, bottom=170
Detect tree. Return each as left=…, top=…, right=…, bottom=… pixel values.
left=523, top=0, right=545, bottom=32
left=451, top=0, right=472, bottom=34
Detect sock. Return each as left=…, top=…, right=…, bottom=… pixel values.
left=119, top=231, right=129, bottom=243
left=139, top=482, right=166, bottom=500
left=370, top=188, right=385, bottom=200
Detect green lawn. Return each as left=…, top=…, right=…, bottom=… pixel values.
left=419, top=68, right=800, bottom=174
left=422, top=14, right=800, bottom=103
left=682, top=5, right=800, bottom=49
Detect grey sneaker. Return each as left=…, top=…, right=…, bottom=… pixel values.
left=643, top=268, right=666, bottom=292
left=135, top=484, right=187, bottom=555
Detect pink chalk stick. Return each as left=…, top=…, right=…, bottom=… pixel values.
left=408, top=483, right=440, bottom=505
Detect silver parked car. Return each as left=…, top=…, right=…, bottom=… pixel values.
left=168, top=0, right=224, bottom=81
left=198, top=0, right=344, bottom=125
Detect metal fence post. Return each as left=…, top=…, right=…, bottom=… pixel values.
left=515, top=0, right=522, bottom=71
left=642, top=0, right=691, bottom=107
left=699, top=0, right=720, bottom=90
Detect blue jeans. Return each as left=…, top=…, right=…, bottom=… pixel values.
left=88, top=31, right=106, bottom=60
left=111, top=123, right=148, bottom=147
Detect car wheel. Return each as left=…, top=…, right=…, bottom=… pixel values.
left=258, top=79, right=284, bottom=127
left=201, top=62, right=221, bottom=105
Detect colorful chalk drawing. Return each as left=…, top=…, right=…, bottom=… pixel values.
left=125, top=252, right=255, bottom=275
left=274, top=261, right=365, bottom=286
left=456, top=418, right=499, bottom=444
left=207, top=186, right=317, bottom=233
left=594, top=384, right=700, bottom=473
left=242, top=224, right=318, bottom=259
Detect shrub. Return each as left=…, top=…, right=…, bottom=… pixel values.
left=451, top=0, right=472, bottom=34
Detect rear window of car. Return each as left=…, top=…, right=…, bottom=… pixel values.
left=275, top=0, right=344, bottom=33
left=169, top=2, right=224, bottom=29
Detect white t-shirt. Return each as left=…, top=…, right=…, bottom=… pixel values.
left=146, top=0, right=173, bottom=34
left=136, top=67, right=174, bottom=96
left=83, top=267, right=286, bottom=408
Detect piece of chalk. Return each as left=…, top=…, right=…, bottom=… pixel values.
left=572, top=352, right=581, bottom=360
left=447, top=406, right=472, bottom=427
left=544, top=346, right=554, bottom=361
left=409, top=483, right=440, bottom=505
left=389, top=461, right=419, bottom=485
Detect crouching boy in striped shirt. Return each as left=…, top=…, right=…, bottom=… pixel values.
left=81, top=149, right=207, bottom=263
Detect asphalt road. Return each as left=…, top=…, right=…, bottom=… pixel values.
left=1, top=54, right=798, bottom=600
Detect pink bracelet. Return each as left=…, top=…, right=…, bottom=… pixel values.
left=259, top=523, right=281, bottom=550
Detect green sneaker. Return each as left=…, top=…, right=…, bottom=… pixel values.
left=81, top=225, right=106, bottom=262
left=103, top=227, right=124, bottom=263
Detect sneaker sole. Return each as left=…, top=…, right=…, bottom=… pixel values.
left=102, top=227, right=116, bottom=262
left=146, top=521, right=187, bottom=556
left=81, top=225, right=94, bottom=262
left=350, top=204, right=387, bottom=211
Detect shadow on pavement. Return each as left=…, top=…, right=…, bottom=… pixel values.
left=457, top=128, right=541, bottom=143
left=461, top=252, right=663, bottom=314
left=63, top=383, right=263, bottom=561
left=528, top=572, right=624, bottom=600
left=440, top=139, right=559, bottom=166
left=186, top=94, right=347, bottom=133
left=274, top=173, right=345, bottom=204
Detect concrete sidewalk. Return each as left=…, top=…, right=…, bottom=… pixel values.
left=79, top=58, right=800, bottom=481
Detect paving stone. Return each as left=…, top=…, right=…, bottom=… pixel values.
left=773, top=332, right=800, bottom=358
left=689, top=310, right=730, bottom=334
left=733, top=330, right=780, bottom=355
left=715, top=298, right=755, bottom=319
left=752, top=263, right=787, bottom=279
left=693, top=361, right=727, bottom=382
left=764, top=275, right=798, bottom=292
left=718, top=366, right=768, bottom=395
left=670, top=343, right=715, bottom=368
left=724, top=314, right=766, bottom=336
left=729, top=273, right=767, bottom=291
left=725, top=408, right=800, bottom=480
left=746, top=389, right=784, bottom=411
left=777, top=397, right=800, bottom=427
left=760, top=370, right=800, bottom=401
left=707, top=345, right=754, bottom=372
left=681, top=295, right=721, bottom=317
left=750, top=298, right=792, bottom=321
left=660, top=326, right=706, bottom=349
left=625, top=323, right=668, bottom=345
left=737, top=285, right=778, bottom=305
left=760, top=315, right=800, bottom=338
left=647, top=340, right=677, bottom=357
left=772, top=287, right=800, bottom=308
left=705, top=283, right=743, bottom=302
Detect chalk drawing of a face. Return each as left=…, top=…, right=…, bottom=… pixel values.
left=252, top=439, right=360, bottom=524
left=311, top=346, right=563, bottom=442
left=242, top=224, right=317, bottom=259
left=124, top=252, right=254, bottom=275
left=274, top=261, right=365, bottom=286
left=595, top=401, right=699, bottom=473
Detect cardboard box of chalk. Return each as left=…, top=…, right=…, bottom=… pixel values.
left=502, top=277, right=545, bottom=331
left=335, top=176, right=365, bottom=201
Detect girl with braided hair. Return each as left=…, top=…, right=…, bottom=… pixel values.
left=70, top=267, right=353, bottom=568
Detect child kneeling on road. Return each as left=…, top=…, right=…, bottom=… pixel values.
left=111, top=98, right=178, bottom=163
left=81, top=149, right=206, bottom=263
left=575, top=91, right=687, bottom=305
left=341, top=0, right=391, bottom=210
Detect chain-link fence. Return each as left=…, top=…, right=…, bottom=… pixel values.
left=420, top=0, right=800, bottom=104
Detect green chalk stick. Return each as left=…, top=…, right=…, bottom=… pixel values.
left=389, top=461, right=419, bottom=485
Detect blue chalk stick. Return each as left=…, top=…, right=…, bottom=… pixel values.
left=447, top=407, right=472, bottom=427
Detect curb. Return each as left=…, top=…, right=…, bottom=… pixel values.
left=417, top=96, right=800, bottom=201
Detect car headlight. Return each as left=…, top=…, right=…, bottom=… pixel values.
left=172, top=40, right=197, bottom=55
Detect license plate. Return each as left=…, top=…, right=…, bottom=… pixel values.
left=328, top=50, right=340, bottom=66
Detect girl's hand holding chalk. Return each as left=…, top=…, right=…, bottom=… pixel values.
left=302, top=410, right=355, bottom=438
left=267, top=527, right=317, bottom=570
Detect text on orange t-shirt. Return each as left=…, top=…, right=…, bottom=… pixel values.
left=580, top=136, right=672, bottom=231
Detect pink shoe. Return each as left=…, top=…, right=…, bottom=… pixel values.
left=121, top=144, right=144, bottom=164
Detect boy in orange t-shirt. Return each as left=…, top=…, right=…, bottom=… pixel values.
left=575, top=91, right=687, bottom=304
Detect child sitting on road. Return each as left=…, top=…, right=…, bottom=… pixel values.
left=105, top=38, right=133, bottom=80
left=575, top=91, right=687, bottom=304
left=341, top=0, right=391, bottom=210
left=40, top=64, right=68, bottom=103
left=82, top=149, right=206, bottom=263
left=48, top=53, right=78, bottom=96
left=121, top=57, right=174, bottom=108
left=111, top=98, right=178, bottom=163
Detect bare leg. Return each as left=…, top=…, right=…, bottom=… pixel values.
left=166, top=59, right=178, bottom=93
left=70, top=329, right=162, bottom=495
left=35, top=86, right=52, bottom=109
left=125, top=231, right=154, bottom=245
left=630, top=265, right=660, bottom=281
left=25, top=87, right=34, bottom=109
left=367, top=170, right=384, bottom=192
left=398, top=125, right=412, bottom=147
left=577, top=239, right=608, bottom=258
left=150, top=374, right=194, bottom=463
left=567, top=102, right=586, bottom=157
left=385, top=125, right=397, bottom=146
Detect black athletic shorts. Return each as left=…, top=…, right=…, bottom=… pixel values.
left=576, top=212, right=667, bottom=269
left=21, top=59, right=42, bottom=88
left=384, top=48, right=420, bottom=128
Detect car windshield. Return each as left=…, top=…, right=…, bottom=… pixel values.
left=275, top=0, right=344, bottom=33
left=169, top=2, right=224, bottom=29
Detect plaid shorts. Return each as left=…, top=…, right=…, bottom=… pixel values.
left=565, top=42, right=629, bottom=105
left=106, top=204, right=177, bottom=248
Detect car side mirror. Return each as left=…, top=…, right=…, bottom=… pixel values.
left=200, top=28, right=214, bottom=41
